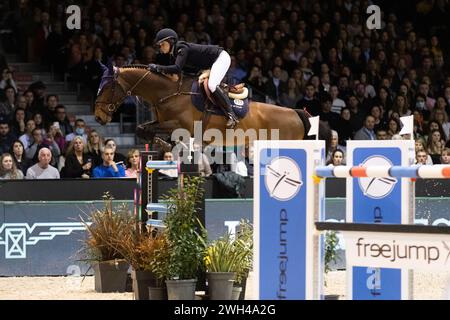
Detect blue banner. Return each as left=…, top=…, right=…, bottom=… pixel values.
left=258, top=148, right=307, bottom=299
left=352, top=147, right=402, bottom=300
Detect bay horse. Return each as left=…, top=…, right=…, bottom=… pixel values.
left=94, top=63, right=330, bottom=147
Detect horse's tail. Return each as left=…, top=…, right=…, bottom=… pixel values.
left=295, top=109, right=332, bottom=152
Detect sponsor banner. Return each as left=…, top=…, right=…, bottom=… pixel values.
left=254, top=141, right=324, bottom=300
left=344, top=231, right=450, bottom=271
left=347, top=140, right=415, bottom=300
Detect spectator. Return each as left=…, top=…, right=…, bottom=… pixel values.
left=86, top=130, right=104, bottom=167
left=61, top=136, right=92, bottom=179
left=387, top=117, right=401, bottom=138
left=376, top=128, right=389, bottom=140
left=427, top=129, right=445, bottom=164
left=0, top=86, right=16, bottom=118
left=9, top=108, right=26, bottom=137
left=0, top=69, right=18, bottom=93
left=54, top=105, right=73, bottom=136
left=65, top=119, right=88, bottom=144
left=19, top=119, right=36, bottom=150
left=296, top=84, right=320, bottom=116
left=327, top=149, right=346, bottom=166
left=159, top=151, right=178, bottom=178
left=0, top=121, right=16, bottom=155
left=92, top=147, right=126, bottom=178
left=104, top=138, right=127, bottom=163
left=320, top=92, right=339, bottom=125
left=46, top=123, right=66, bottom=156
left=416, top=149, right=433, bottom=165
left=265, top=66, right=288, bottom=106
left=125, top=149, right=140, bottom=178
left=330, top=85, right=346, bottom=114
left=193, top=142, right=212, bottom=177
left=429, top=109, right=450, bottom=141
left=25, top=128, right=60, bottom=166
left=280, top=77, right=302, bottom=107
left=326, top=130, right=346, bottom=163
left=42, top=94, right=59, bottom=125
left=441, top=148, right=450, bottom=165
left=26, top=147, right=60, bottom=179
left=9, top=140, right=31, bottom=175
left=0, top=153, right=24, bottom=180
left=28, top=81, right=47, bottom=114
left=354, top=115, right=376, bottom=140
left=335, top=107, right=354, bottom=146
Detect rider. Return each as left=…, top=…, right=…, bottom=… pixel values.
left=148, top=28, right=239, bottom=128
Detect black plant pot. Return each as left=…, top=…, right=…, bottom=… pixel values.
left=131, top=269, right=156, bottom=300
left=93, top=259, right=129, bottom=293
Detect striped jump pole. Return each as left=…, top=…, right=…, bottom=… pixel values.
left=315, top=165, right=450, bottom=179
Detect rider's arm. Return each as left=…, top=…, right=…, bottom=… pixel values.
left=157, top=47, right=187, bottom=74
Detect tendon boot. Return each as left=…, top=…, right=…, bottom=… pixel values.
left=212, top=86, right=239, bottom=129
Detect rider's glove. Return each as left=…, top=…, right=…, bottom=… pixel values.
left=148, top=64, right=159, bottom=72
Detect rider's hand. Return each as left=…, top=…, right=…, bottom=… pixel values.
left=148, top=64, right=159, bottom=72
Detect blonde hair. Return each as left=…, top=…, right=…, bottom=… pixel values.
left=126, top=148, right=140, bottom=168
left=87, top=129, right=104, bottom=154
left=65, top=136, right=86, bottom=156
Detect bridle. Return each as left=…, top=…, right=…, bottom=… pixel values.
left=96, top=67, right=200, bottom=116
left=96, top=69, right=151, bottom=115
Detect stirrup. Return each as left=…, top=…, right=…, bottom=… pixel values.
left=226, top=115, right=239, bottom=129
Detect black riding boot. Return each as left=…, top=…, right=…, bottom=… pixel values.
left=212, top=86, right=239, bottom=128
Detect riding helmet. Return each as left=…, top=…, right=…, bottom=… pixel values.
left=154, top=28, right=178, bottom=45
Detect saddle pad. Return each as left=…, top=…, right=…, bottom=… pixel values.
left=191, top=81, right=249, bottom=119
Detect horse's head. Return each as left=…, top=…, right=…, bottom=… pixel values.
left=94, top=63, right=127, bottom=125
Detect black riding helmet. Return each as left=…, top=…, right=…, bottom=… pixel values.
left=154, top=28, right=178, bottom=46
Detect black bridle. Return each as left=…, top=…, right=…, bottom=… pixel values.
left=96, top=69, right=151, bottom=115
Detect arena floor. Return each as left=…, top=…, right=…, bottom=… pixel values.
left=0, top=271, right=449, bottom=300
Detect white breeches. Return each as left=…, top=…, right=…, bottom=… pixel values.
left=208, top=50, right=231, bottom=93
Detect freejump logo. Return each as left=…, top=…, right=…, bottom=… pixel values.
left=346, top=234, right=450, bottom=270
left=357, top=156, right=397, bottom=199
left=264, top=156, right=303, bottom=201
left=0, top=222, right=88, bottom=259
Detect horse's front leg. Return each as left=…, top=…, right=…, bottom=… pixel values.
left=136, top=119, right=182, bottom=142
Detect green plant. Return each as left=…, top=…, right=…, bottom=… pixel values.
left=205, top=233, right=243, bottom=273
left=204, top=219, right=253, bottom=283
left=161, top=176, right=207, bottom=280
left=79, top=192, right=134, bottom=262
left=324, top=230, right=339, bottom=275
left=233, top=219, right=253, bottom=284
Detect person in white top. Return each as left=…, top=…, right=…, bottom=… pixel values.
left=330, top=85, right=346, bottom=114
left=26, top=147, right=60, bottom=179
left=19, top=119, right=36, bottom=150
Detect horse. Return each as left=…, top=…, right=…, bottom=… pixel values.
left=94, top=63, right=331, bottom=147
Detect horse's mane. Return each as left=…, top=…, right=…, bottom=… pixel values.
left=120, top=64, right=148, bottom=69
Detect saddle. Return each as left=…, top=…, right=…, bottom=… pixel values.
left=190, top=70, right=249, bottom=120
left=198, top=70, right=249, bottom=101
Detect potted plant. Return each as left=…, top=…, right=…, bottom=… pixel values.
left=204, top=234, right=239, bottom=300
left=231, top=219, right=253, bottom=300
left=79, top=192, right=132, bottom=293
left=160, top=176, right=207, bottom=300
left=324, top=230, right=340, bottom=300
left=204, top=219, right=253, bottom=300
left=149, top=232, right=170, bottom=300
left=108, top=227, right=165, bottom=300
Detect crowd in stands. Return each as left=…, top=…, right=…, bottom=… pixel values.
left=0, top=0, right=450, bottom=180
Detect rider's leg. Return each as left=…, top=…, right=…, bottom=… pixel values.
left=209, top=51, right=239, bottom=128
